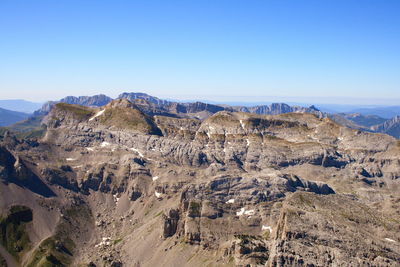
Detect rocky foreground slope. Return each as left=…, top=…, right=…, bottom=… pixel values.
left=1, top=99, right=400, bottom=266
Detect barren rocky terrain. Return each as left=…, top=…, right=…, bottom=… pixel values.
left=1, top=98, right=399, bottom=266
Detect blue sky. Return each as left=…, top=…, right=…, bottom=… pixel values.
left=0, top=0, right=399, bottom=104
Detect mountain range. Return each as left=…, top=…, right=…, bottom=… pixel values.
left=0, top=107, right=30, bottom=127
left=0, top=99, right=42, bottom=114
left=0, top=96, right=399, bottom=266
left=3, top=92, right=398, bottom=139
left=349, top=106, right=400, bottom=119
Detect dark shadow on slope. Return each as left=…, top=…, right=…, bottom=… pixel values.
left=0, top=146, right=56, bottom=198
left=7, top=171, right=57, bottom=198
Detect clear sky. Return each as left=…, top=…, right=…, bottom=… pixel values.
left=1, top=0, right=399, bottom=104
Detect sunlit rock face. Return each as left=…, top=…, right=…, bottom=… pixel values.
left=0, top=99, right=399, bottom=266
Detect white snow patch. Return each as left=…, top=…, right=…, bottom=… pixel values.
left=66, top=158, right=75, bottom=161
left=130, top=148, right=144, bottom=157
left=226, top=199, right=235, bottom=204
left=155, top=191, right=162, bottom=198
left=152, top=176, right=159, bottom=181
left=206, top=126, right=216, bottom=138
left=239, top=119, right=245, bottom=129
left=262, top=225, right=272, bottom=232
left=244, top=209, right=255, bottom=216
left=101, top=142, right=111, bottom=147
left=307, top=134, right=319, bottom=140
left=73, top=165, right=83, bottom=169
left=236, top=208, right=245, bottom=216
left=246, top=139, right=250, bottom=147
left=338, top=137, right=343, bottom=141
left=86, top=147, right=95, bottom=151
left=236, top=207, right=255, bottom=216
left=95, top=237, right=111, bottom=248
left=89, top=109, right=105, bottom=121
left=113, top=194, right=120, bottom=203
left=385, top=238, right=396, bottom=242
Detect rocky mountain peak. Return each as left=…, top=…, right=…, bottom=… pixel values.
left=33, top=94, right=113, bottom=116
left=59, top=94, right=112, bottom=107
left=309, top=105, right=320, bottom=111
left=105, top=98, right=136, bottom=109
left=43, top=99, right=163, bottom=136
left=118, top=92, right=170, bottom=106
left=371, top=115, right=400, bottom=138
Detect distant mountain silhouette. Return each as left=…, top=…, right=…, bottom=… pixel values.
left=0, top=107, right=30, bottom=126
left=349, top=106, right=400, bottom=119
left=0, top=99, right=42, bottom=113
left=3, top=92, right=399, bottom=139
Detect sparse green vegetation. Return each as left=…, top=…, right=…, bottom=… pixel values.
left=208, top=113, right=235, bottom=125
left=154, top=211, right=163, bottom=217
left=264, top=134, right=278, bottom=140
left=339, top=211, right=360, bottom=223
left=26, top=236, right=73, bottom=267
left=144, top=205, right=155, bottom=217
left=16, top=126, right=47, bottom=139
left=255, top=255, right=268, bottom=265
left=263, top=230, right=270, bottom=240
left=64, top=205, right=91, bottom=220
left=27, top=204, right=92, bottom=267
left=188, top=201, right=202, bottom=217
left=0, top=115, right=47, bottom=140
left=228, top=256, right=234, bottom=263
left=187, top=252, right=197, bottom=262
left=8, top=115, right=44, bottom=132
left=298, top=194, right=313, bottom=206
left=0, top=254, right=6, bottom=267
left=387, top=217, right=400, bottom=224
left=234, top=234, right=262, bottom=243
left=56, top=103, right=94, bottom=119
left=0, top=205, right=33, bottom=260
left=113, top=238, right=123, bottom=245
left=99, top=107, right=161, bottom=135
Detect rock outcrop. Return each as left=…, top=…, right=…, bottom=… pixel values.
left=1, top=98, right=399, bottom=267
left=371, top=115, right=400, bottom=138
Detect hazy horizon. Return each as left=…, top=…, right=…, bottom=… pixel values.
left=1, top=92, right=400, bottom=108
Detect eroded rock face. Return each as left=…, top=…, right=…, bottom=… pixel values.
left=42, top=167, right=79, bottom=192
left=232, top=235, right=269, bottom=266
left=1, top=100, right=400, bottom=267
left=0, top=146, right=16, bottom=181
left=163, top=209, right=180, bottom=238
left=269, top=192, right=400, bottom=266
